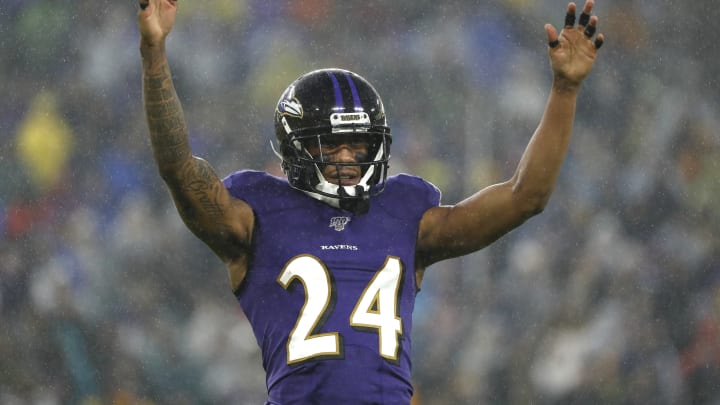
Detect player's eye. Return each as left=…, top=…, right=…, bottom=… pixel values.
left=322, top=139, right=340, bottom=149
left=320, top=135, right=368, bottom=151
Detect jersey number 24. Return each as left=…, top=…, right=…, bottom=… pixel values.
left=277, top=255, right=404, bottom=364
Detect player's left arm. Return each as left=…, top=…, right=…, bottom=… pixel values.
left=416, top=1, right=604, bottom=267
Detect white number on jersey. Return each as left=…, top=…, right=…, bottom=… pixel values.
left=277, top=255, right=404, bottom=364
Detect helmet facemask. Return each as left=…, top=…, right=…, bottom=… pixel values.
left=276, top=127, right=391, bottom=214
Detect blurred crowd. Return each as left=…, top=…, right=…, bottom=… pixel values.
left=1, top=0, right=718, bottom=404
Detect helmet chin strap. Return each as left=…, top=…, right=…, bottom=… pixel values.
left=304, top=144, right=383, bottom=213
left=338, top=185, right=371, bottom=214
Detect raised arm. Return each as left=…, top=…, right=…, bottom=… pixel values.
left=138, top=0, right=254, bottom=280
left=417, top=1, right=604, bottom=267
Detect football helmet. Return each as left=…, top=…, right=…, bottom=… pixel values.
left=273, top=68, right=392, bottom=214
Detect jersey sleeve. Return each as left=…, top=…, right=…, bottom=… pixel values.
left=222, top=170, right=301, bottom=214
left=222, top=169, right=263, bottom=201
left=378, top=174, right=442, bottom=220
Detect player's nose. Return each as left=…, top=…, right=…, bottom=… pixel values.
left=332, top=145, right=357, bottom=162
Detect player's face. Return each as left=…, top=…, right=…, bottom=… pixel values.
left=305, top=135, right=369, bottom=186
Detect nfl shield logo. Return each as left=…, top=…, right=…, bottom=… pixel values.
left=329, top=216, right=351, bottom=231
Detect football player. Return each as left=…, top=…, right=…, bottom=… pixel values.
left=138, top=1, right=603, bottom=403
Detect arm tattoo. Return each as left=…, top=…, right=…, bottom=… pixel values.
left=143, top=59, right=191, bottom=169
left=143, top=53, right=232, bottom=239
left=173, top=158, right=235, bottom=239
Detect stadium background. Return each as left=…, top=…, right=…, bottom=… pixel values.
left=1, top=0, right=718, bottom=404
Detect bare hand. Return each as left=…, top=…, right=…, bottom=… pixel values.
left=545, top=1, right=604, bottom=88
left=138, top=0, right=178, bottom=48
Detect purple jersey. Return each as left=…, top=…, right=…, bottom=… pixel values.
left=222, top=170, right=441, bottom=405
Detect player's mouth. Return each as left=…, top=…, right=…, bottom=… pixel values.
left=325, top=169, right=361, bottom=185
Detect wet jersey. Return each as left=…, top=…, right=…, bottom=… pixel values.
left=222, top=170, right=441, bottom=405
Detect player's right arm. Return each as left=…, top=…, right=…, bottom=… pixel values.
left=138, top=0, right=254, bottom=287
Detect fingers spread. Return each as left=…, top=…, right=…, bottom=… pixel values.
left=545, top=23, right=560, bottom=48
left=584, top=16, right=598, bottom=37
left=594, top=33, right=605, bottom=49
left=579, top=0, right=594, bottom=25
left=552, top=1, right=605, bottom=50
left=564, top=2, right=577, bottom=27
left=578, top=12, right=590, bottom=26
